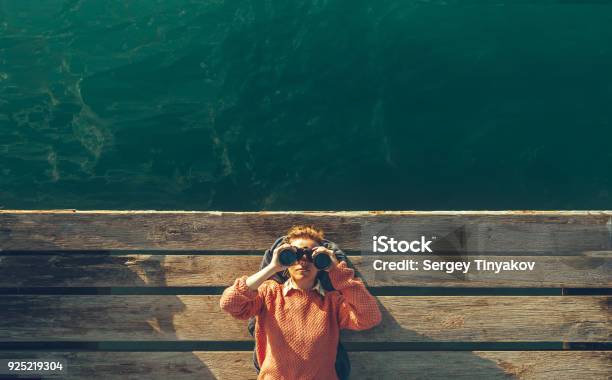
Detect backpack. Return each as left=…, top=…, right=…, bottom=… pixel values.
left=247, top=236, right=351, bottom=380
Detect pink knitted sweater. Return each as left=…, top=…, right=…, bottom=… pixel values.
left=219, top=261, right=382, bottom=380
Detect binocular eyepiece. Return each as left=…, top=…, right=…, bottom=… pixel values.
left=278, top=246, right=332, bottom=270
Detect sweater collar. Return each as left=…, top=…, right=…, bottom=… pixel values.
left=283, top=277, right=326, bottom=297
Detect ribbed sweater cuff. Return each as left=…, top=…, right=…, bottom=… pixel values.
left=233, top=275, right=258, bottom=298
left=328, top=261, right=355, bottom=290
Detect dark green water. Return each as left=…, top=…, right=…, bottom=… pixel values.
left=1, top=1, right=610, bottom=210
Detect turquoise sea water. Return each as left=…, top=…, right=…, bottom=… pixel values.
left=0, top=1, right=610, bottom=210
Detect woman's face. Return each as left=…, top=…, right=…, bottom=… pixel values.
left=287, top=237, right=319, bottom=284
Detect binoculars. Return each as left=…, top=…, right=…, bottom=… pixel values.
left=278, top=246, right=332, bottom=270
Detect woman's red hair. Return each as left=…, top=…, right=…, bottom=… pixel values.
left=285, top=224, right=325, bottom=244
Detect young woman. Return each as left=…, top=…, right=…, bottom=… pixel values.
left=220, top=225, right=382, bottom=380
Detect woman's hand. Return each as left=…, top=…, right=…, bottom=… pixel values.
left=312, top=246, right=338, bottom=271
left=269, top=243, right=293, bottom=272
left=245, top=244, right=292, bottom=290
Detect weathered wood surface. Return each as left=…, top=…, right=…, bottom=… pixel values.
left=0, top=254, right=609, bottom=288
left=1, top=296, right=608, bottom=342
left=0, top=351, right=609, bottom=379
left=1, top=211, right=611, bottom=252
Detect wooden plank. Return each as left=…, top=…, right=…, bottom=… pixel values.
left=1, top=211, right=610, bottom=252
left=0, top=254, right=609, bottom=288
left=1, top=296, right=608, bottom=342
left=0, top=351, right=609, bottom=379
left=351, top=351, right=612, bottom=380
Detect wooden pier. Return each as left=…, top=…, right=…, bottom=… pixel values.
left=0, top=210, right=610, bottom=379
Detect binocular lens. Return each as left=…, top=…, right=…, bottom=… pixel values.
left=313, top=253, right=332, bottom=270
left=279, top=249, right=298, bottom=266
